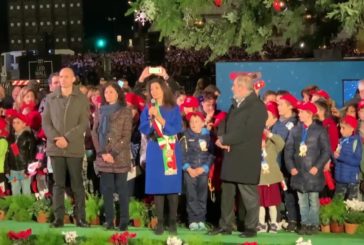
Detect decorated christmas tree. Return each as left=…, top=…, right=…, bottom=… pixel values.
left=126, top=0, right=364, bottom=60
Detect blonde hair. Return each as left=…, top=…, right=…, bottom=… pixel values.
left=14, top=87, right=37, bottom=111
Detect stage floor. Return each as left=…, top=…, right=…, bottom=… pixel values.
left=0, top=221, right=363, bottom=245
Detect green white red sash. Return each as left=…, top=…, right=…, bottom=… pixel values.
left=150, top=102, right=177, bottom=176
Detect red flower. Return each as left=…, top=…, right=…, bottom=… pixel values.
left=109, top=232, right=136, bottom=245
left=7, top=229, right=32, bottom=240
left=319, top=197, right=332, bottom=206
left=242, top=242, right=258, bottom=245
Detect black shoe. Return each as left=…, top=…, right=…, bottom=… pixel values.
left=239, top=230, right=257, bottom=238
left=286, top=221, right=297, bottom=232
left=119, top=224, right=128, bottom=231
left=208, top=228, right=232, bottom=236
left=50, top=219, right=64, bottom=228
left=298, top=224, right=311, bottom=235
left=154, top=223, right=164, bottom=235
left=76, top=219, right=90, bottom=228
left=309, top=225, right=319, bottom=235
left=103, top=222, right=114, bottom=230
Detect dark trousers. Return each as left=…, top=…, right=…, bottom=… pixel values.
left=51, top=156, right=85, bottom=221
left=154, top=194, right=178, bottom=225
left=184, top=172, right=208, bottom=223
left=284, top=177, right=299, bottom=222
left=100, top=172, right=129, bottom=227
left=219, top=181, right=259, bottom=232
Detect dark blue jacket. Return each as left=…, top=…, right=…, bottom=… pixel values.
left=285, top=121, right=331, bottom=192
left=271, top=120, right=289, bottom=168
left=335, top=134, right=362, bottom=184
left=181, top=128, right=215, bottom=173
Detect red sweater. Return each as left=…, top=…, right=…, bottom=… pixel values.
left=323, top=117, right=339, bottom=153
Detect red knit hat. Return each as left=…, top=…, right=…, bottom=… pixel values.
left=266, top=101, right=279, bottom=118
left=181, top=96, right=199, bottom=108
left=125, top=93, right=145, bottom=111
left=312, top=90, right=330, bottom=100
left=186, top=112, right=205, bottom=122
left=341, top=115, right=358, bottom=129
left=0, top=118, right=8, bottom=137
left=279, top=93, right=298, bottom=108
left=254, top=80, right=265, bottom=90
left=5, top=109, right=29, bottom=125
left=358, top=100, right=364, bottom=111
left=297, top=102, right=317, bottom=115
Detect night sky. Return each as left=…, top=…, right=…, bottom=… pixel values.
left=0, top=0, right=134, bottom=52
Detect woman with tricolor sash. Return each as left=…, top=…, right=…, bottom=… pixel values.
left=139, top=75, right=183, bottom=235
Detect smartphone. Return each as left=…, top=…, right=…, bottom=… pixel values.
left=117, top=80, right=124, bottom=87
left=149, top=67, right=161, bottom=74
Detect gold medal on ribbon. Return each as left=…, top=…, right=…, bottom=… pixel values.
left=299, top=143, right=308, bottom=157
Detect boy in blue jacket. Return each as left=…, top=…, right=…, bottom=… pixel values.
left=181, top=112, right=215, bottom=231
left=334, top=115, right=362, bottom=200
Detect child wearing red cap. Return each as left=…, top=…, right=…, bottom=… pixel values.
left=257, top=102, right=288, bottom=233
left=181, top=112, right=215, bottom=231
left=0, top=118, right=9, bottom=193
left=5, top=112, right=37, bottom=195
left=333, top=115, right=362, bottom=200
left=277, top=93, right=300, bottom=232
left=285, top=102, right=331, bottom=235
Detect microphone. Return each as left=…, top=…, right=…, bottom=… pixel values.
left=150, top=99, right=156, bottom=119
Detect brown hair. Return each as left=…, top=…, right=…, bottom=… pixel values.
left=314, top=99, right=332, bottom=119
left=301, top=85, right=319, bottom=99
left=146, top=75, right=176, bottom=107
left=100, top=82, right=126, bottom=106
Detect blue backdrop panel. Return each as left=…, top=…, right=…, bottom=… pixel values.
left=216, top=61, right=364, bottom=112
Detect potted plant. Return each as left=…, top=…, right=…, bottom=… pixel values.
left=64, top=197, right=74, bottom=224
left=129, top=198, right=148, bottom=227
left=85, top=193, right=103, bottom=225
left=345, top=211, right=364, bottom=234
left=6, top=195, right=35, bottom=222
left=329, top=196, right=346, bottom=233
left=319, top=198, right=332, bottom=233
left=0, top=197, right=11, bottom=221
left=30, top=198, right=51, bottom=223
left=344, top=199, right=364, bottom=235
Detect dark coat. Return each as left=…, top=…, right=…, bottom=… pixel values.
left=6, top=130, right=37, bottom=173
left=284, top=122, right=331, bottom=193
left=42, top=86, right=90, bottom=158
left=181, top=128, right=215, bottom=171
left=218, top=92, right=267, bottom=184
left=91, top=106, right=133, bottom=174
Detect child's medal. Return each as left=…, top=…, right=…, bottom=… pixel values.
left=299, top=126, right=308, bottom=157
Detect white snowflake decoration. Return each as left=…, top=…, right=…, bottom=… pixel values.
left=135, top=10, right=151, bottom=26
left=134, top=0, right=157, bottom=26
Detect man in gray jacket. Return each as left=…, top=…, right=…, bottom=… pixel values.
left=42, top=67, right=90, bottom=228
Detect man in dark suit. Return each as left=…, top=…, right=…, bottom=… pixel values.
left=210, top=74, right=267, bottom=238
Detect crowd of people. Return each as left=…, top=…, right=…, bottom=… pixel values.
left=0, top=66, right=363, bottom=239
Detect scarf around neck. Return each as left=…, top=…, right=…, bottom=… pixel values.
left=98, top=103, right=122, bottom=151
